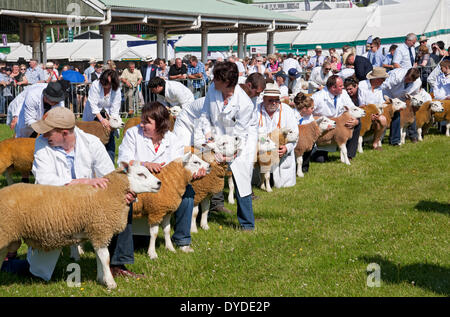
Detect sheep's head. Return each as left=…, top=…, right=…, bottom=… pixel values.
left=344, top=104, right=365, bottom=118
left=281, top=127, right=299, bottom=143
left=169, top=105, right=182, bottom=117
left=391, top=98, right=407, bottom=111
left=108, top=115, right=125, bottom=129
left=406, top=90, right=429, bottom=107
left=430, top=100, right=444, bottom=113
left=257, top=133, right=277, bottom=153
left=120, top=161, right=161, bottom=194
left=315, top=116, right=336, bottom=133
left=182, top=153, right=211, bottom=175
left=206, top=134, right=242, bottom=157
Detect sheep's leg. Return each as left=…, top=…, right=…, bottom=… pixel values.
left=94, top=246, right=116, bottom=289
left=417, top=127, right=423, bottom=141
left=339, top=144, right=351, bottom=165
left=70, top=244, right=84, bottom=262
left=148, top=224, right=160, bottom=259
left=357, top=136, right=364, bottom=153
left=4, top=170, right=14, bottom=186
left=162, top=214, right=176, bottom=253
left=200, top=199, right=211, bottom=231
left=191, top=205, right=199, bottom=233
left=296, top=156, right=304, bottom=178
left=446, top=123, right=450, bottom=137
left=400, top=128, right=406, bottom=145
left=0, top=247, right=7, bottom=270
left=259, top=173, right=266, bottom=191
left=227, top=177, right=235, bottom=204
left=264, top=172, right=272, bottom=192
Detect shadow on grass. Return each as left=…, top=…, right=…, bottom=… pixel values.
left=414, top=200, right=450, bottom=215
left=361, top=255, right=450, bottom=296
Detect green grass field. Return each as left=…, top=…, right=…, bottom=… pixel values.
left=0, top=123, right=448, bottom=297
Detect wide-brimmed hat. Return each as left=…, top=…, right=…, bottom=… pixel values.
left=419, top=35, right=428, bottom=42
left=366, top=67, right=389, bottom=80
left=315, top=45, right=322, bottom=51
left=144, top=56, right=154, bottom=62
left=89, top=58, right=97, bottom=64
left=263, top=83, right=281, bottom=97
left=31, top=107, right=75, bottom=134
left=45, top=62, right=54, bottom=68
left=43, top=82, right=66, bottom=103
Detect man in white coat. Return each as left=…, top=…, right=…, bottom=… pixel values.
left=1, top=107, right=139, bottom=280
left=257, top=83, right=298, bottom=189
left=148, top=77, right=194, bottom=109
left=15, top=82, right=65, bottom=138
left=196, top=61, right=258, bottom=230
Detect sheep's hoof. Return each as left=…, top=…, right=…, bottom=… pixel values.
left=297, top=172, right=304, bottom=178
left=99, top=278, right=117, bottom=289
left=166, top=245, right=176, bottom=252
left=200, top=223, right=210, bottom=231
left=191, top=227, right=198, bottom=234
left=148, top=252, right=158, bottom=260
left=179, top=246, right=194, bottom=253
left=266, top=187, right=273, bottom=192
left=260, top=184, right=266, bottom=191
left=228, top=198, right=235, bottom=205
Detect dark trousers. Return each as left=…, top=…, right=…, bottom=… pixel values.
left=105, top=131, right=116, bottom=164
left=346, top=119, right=361, bottom=159
left=172, top=185, right=195, bottom=246
left=407, top=118, right=418, bottom=140
left=210, top=191, right=225, bottom=210
left=389, top=111, right=401, bottom=145
left=302, top=149, right=313, bottom=172
left=108, top=205, right=134, bottom=266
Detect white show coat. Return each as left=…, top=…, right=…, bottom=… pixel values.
left=28, top=127, right=114, bottom=281
left=173, top=97, right=205, bottom=147
left=15, top=84, right=64, bottom=138
left=257, top=102, right=298, bottom=188
left=432, top=72, right=450, bottom=99
left=197, top=83, right=258, bottom=197
left=8, top=83, right=46, bottom=126
left=381, top=68, right=422, bottom=100
left=282, top=58, right=302, bottom=74
left=308, top=66, right=332, bottom=93
left=156, top=80, right=194, bottom=108
left=118, top=126, right=184, bottom=165
left=82, top=79, right=121, bottom=121
left=358, top=79, right=385, bottom=106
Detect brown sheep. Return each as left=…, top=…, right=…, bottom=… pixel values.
left=132, top=154, right=210, bottom=259
left=358, top=104, right=387, bottom=153
left=0, top=164, right=162, bottom=289
left=415, top=100, right=445, bottom=141
left=431, top=100, right=450, bottom=136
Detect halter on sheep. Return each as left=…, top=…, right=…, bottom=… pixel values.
left=0, top=162, right=161, bottom=289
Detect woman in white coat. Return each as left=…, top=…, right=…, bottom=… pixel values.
left=196, top=61, right=258, bottom=230
left=173, top=97, right=206, bottom=147
left=257, top=83, right=298, bottom=189
left=82, top=69, right=122, bottom=163
left=148, top=77, right=194, bottom=109
left=118, top=102, right=206, bottom=251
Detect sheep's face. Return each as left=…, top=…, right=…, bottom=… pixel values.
left=109, top=116, right=125, bottom=129
left=282, top=127, right=299, bottom=143
left=392, top=98, right=407, bottom=111
left=169, top=106, right=182, bottom=117
left=344, top=104, right=365, bottom=118
left=316, top=116, right=336, bottom=133
left=430, top=101, right=444, bottom=113
left=122, top=162, right=161, bottom=194
left=183, top=153, right=211, bottom=175
left=407, top=90, right=429, bottom=107
left=257, top=133, right=277, bottom=153
left=206, top=134, right=242, bottom=157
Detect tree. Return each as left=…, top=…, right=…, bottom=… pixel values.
left=234, top=0, right=253, bottom=4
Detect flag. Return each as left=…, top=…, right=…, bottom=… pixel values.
left=305, top=0, right=310, bottom=11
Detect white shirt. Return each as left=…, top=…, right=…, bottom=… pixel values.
left=307, top=55, right=326, bottom=69
left=82, top=79, right=121, bottom=121
left=381, top=68, right=422, bottom=100
left=247, top=64, right=266, bottom=75
left=156, top=80, right=195, bottom=108
left=282, top=58, right=302, bottom=74
left=279, top=84, right=289, bottom=97
left=174, top=97, right=206, bottom=147
left=392, top=43, right=416, bottom=69
left=8, top=83, right=47, bottom=126
left=235, top=61, right=246, bottom=76
left=298, top=113, right=314, bottom=125
left=16, top=84, right=64, bottom=138
left=337, top=67, right=355, bottom=80
left=312, top=87, right=356, bottom=118
left=308, top=66, right=332, bottom=93
left=432, top=72, right=450, bottom=100
left=358, top=79, right=385, bottom=106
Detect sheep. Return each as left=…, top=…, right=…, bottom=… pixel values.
left=132, top=153, right=210, bottom=259
left=358, top=104, right=383, bottom=153
left=0, top=117, right=124, bottom=185
left=294, top=116, right=336, bottom=177
left=415, top=100, right=445, bottom=141
left=258, top=128, right=298, bottom=192
left=316, top=105, right=366, bottom=165
left=433, top=100, right=450, bottom=136
left=0, top=162, right=162, bottom=289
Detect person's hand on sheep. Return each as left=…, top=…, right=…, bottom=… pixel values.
left=278, top=145, right=287, bottom=158
left=100, top=117, right=111, bottom=131
left=67, top=177, right=110, bottom=189
left=143, top=162, right=165, bottom=174
left=192, top=167, right=207, bottom=180
left=10, top=116, right=18, bottom=130
left=214, top=152, right=237, bottom=163
left=125, top=191, right=137, bottom=204
left=344, top=117, right=359, bottom=128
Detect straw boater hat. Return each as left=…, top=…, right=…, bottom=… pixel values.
left=263, top=83, right=281, bottom=97
left=366, top=67, right=389, bottom=80
left=315, top=45, right=322, bottom=51
left=89, top=58, right=97, bottom=64
left=419, top=35, right=428, bottom=42
left=144, top=56, right=154, bottom=62
left=45, top=62, right=54, bottom=68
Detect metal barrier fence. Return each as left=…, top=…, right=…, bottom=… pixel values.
left=417, top=65, right=435, bottom=93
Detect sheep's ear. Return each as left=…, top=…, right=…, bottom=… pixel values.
left=182, top=152, right=192, bottom=165
left=343, top=105, right=349, bottom=111
left=119, top=161, right=130, bottom=173
left=315, top=117, right=324, bottom=124
left=405, top=93, right=412, bottom=100
left=384, top=95, right=391, bottom=103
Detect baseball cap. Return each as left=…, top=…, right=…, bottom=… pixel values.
left=31, top=107, right=75, bottom=134
left=288, top=68, right=300, bottom=77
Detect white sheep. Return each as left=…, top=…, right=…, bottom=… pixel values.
left=294, top=117, right=336, bottom=177
left=131, top=153, right=210, bottom=259
left=316, top=105, right=366, bottom=165
left=0, top=162, right=162, bottom=289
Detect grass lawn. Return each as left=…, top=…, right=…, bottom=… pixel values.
left=0, top=123, right=448, bottom=297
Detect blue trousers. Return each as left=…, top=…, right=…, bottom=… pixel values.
left=108, top=205, right=134, bottom=266
left=105, top=131, right=116, bottom=164
left=232, top=176, right=255, bottom=230
left=389, top=111, right=401, bottom=145
left=172, top=185, right=195, bottom=246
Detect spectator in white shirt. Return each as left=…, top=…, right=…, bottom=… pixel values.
left=308, top=61, right=333, bottom=93
left=393, top=33, right=417, bottom=69
left=307, top=45, right=326, bottom=69
left=430, top=60, right=450, bottom=100
left=282, top=53, right=302, bottom=74
left=275, top=72, right=289, bottom=98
